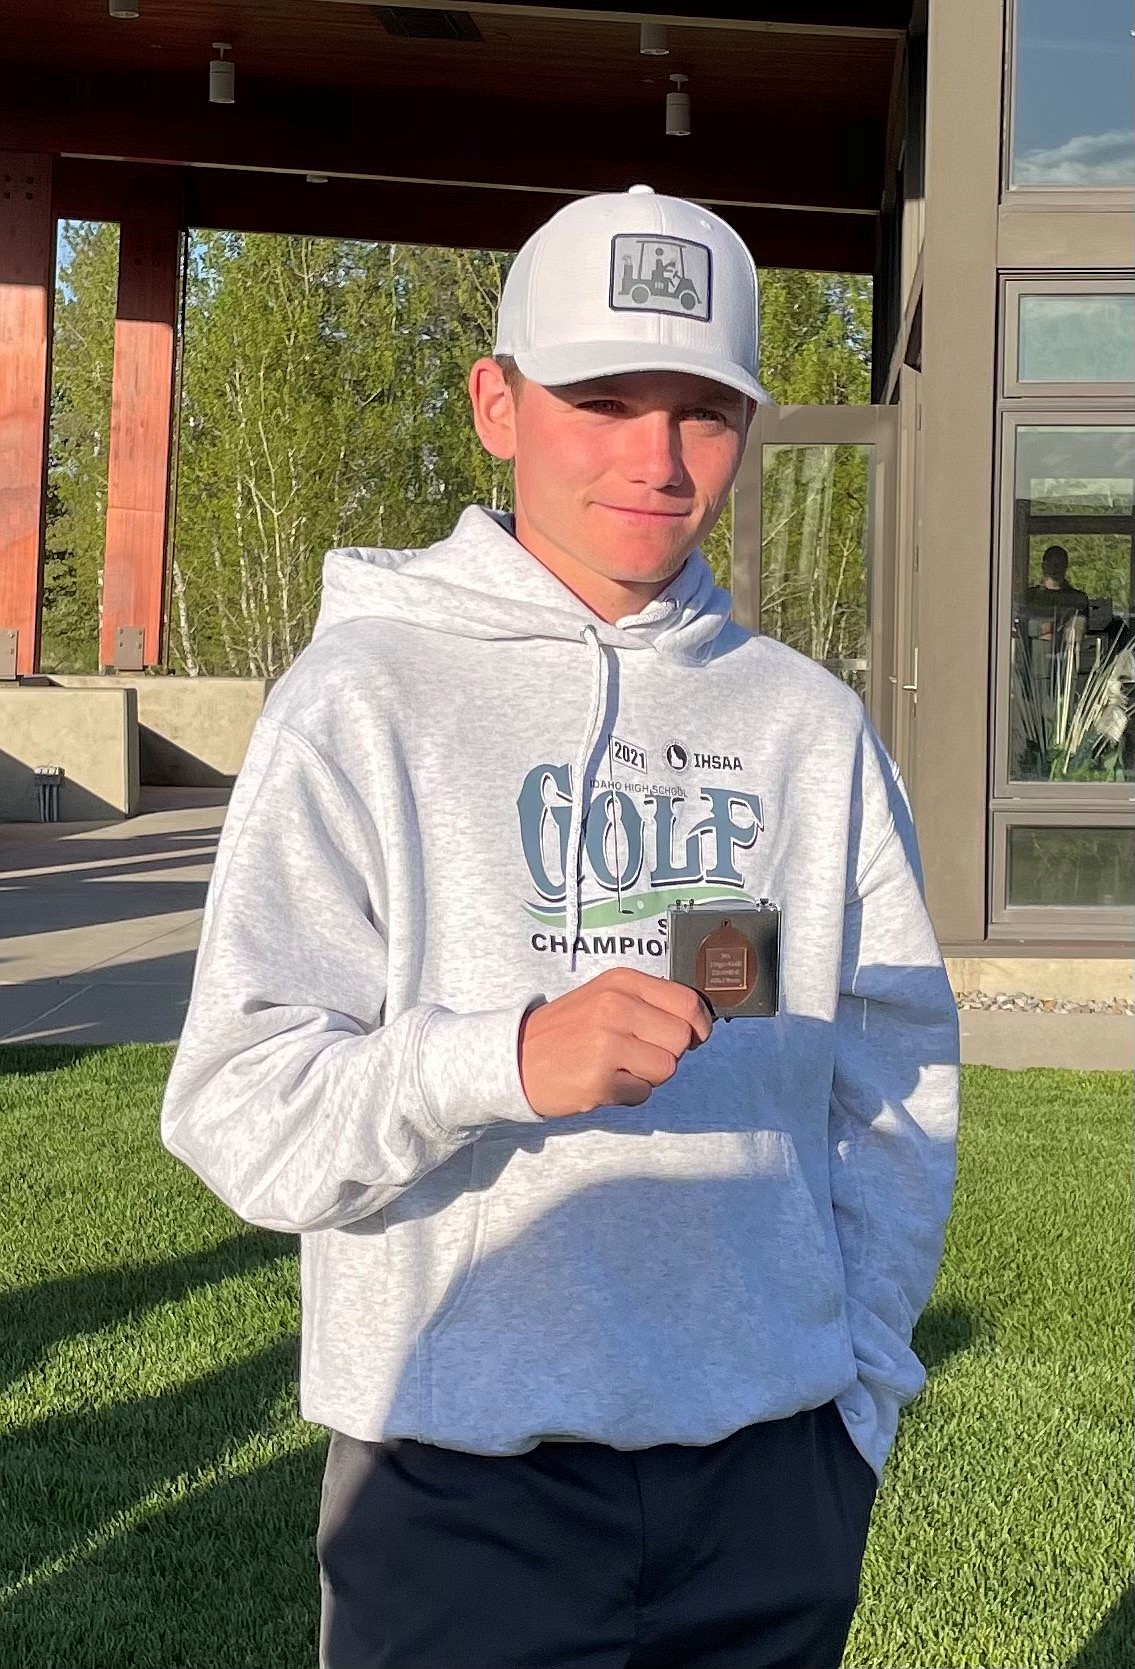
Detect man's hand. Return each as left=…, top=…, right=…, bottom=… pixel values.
left=518, top=968, right=713, bottom=1120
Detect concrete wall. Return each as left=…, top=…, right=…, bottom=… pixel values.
left=0, top=685, right=139, bottom=819
left=39, top=673, right=274, bottom=786
left=946, top=957, right=1134, bottom=1003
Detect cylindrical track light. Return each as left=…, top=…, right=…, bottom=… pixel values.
left=639, top=23, right=669, bottom=56
left=210, top=42, right=235, bottom=105
left=666, top=74, right=690, bottom=137
left=109, top=0, right=140, bottom=16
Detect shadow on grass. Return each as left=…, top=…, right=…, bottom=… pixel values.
left=0, top=1230, right=293, bottom=1395
left=0, top=1336, right=319, bottom=1669
left=0, top=1042, right=145, bottom=1078
left=1066, top=1585, right=1135, bottom=1669
left=912, top=1297, right=984, bottom=1374
left=0, top=1399, right=323, bottom=1669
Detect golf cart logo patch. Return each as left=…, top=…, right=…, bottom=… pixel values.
left=610, top=235, right=712, bottom=321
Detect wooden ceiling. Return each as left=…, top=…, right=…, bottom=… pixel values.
left=1, top=2, right=901, bottom=113
left=0, top=2, right=908, bottom=270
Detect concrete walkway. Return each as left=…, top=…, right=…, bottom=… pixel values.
left=0, top=789, right=1130, bottom=1070
left=0, top=788, right=223, bottom=1048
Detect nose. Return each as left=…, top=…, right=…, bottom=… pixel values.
left=622, top=410, right=685, bottom=491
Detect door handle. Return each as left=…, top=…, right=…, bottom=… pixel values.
left=902, top=646, right=919, bottom=693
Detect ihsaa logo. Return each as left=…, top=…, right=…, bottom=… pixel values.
left=609, top=234, right=712, bottom=322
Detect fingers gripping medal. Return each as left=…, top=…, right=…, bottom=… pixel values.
left=666, top=900, right=781, bottom=1020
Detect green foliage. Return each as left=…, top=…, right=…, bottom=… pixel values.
left=170, top=235, right=514, bottom=675
left=44, top=235, right=871, bottom=677
left=42, top=222, right=120, bottom=674
left=757, top=270, right=872, bottom=407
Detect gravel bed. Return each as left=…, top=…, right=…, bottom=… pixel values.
left=954, top=990, right=1134, bottom=1016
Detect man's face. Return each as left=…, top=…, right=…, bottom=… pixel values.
left=474, top=366, right=754, bottom=591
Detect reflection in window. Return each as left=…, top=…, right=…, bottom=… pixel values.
left=1018, top=292, right=1135, bottom=384
left=1007, top=826, right=1134, bottom=908
left=1008, top=426, right=1134, bottom=782
left=1011, top=0, right=1135, bottom=188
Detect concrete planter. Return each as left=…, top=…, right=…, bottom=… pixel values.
left=35, top=673, right=275, bottom=788
left=0, top=685, right=140, bottom=820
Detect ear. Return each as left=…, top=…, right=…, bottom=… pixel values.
left=468, top=358, right=518, bottom=461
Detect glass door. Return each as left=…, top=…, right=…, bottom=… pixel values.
left=731, top=403, right=900, bottom=750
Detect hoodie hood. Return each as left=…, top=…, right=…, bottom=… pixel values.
left=313, top=503, right=732, bottom=664
left=312, top=504, right=736, bottom=966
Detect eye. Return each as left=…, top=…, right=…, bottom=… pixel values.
left=578, top=398, right=625, bottom=414
left=682, top=406, right=728, bottom=424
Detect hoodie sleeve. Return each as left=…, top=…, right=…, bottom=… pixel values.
left=160, top=717, right=545, bottom=1234
left=828, top=719, right=960, bottom=1465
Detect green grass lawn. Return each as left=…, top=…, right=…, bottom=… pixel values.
left=0, top=1047, right=1131, bottom=1669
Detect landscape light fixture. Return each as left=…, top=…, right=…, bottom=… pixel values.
left=109, top=0, right=140, bottom=16
left=209, top=41, right=235, bottom=105
left=639, top=23, right=669, bottom=56
left=666, top=73, right=690, bottom=137
left=306, top=174, right=329, bottom=185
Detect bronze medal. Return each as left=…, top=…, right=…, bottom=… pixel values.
left=694, top=920, right=757, bottom=1004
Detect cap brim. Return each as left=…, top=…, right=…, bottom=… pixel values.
left=512, top=342, right=775, bottom=406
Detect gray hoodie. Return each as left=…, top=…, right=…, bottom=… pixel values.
left=160, top=504, right=960, bottom=1486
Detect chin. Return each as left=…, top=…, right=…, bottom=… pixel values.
left=601, top=524, right=691, bottom=561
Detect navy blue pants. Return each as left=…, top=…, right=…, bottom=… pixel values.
left=318, top=1399, right=878, bottom=1669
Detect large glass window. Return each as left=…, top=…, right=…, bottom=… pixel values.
left=1018, top=292, right=1135, bottom=385
left=1010, top=0, right=1135, bottom=189
left=1007, top=425, right=1134, bottom=783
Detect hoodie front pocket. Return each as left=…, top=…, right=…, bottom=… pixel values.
left=419, top=1122, right=849, bottom=1446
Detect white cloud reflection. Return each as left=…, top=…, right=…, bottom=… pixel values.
left=1014, top=128, right=1135, bottom=186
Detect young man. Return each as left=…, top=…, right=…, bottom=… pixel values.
left=161, top=185, right=960, bottom=1669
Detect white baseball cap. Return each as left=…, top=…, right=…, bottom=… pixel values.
left=494, top=183, right=773, bottom=405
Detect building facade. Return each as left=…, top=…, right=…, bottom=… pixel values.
left=1, top=0, right=1132, bottom=959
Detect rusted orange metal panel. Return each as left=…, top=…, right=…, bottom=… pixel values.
left=0, top=153, right=53, bottom=676
left=100, top=198, right=181, bottom=670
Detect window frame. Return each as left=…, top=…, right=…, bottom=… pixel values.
left=1002, top=0, right=1135, bottom=203
left=991, top=407, right=1135, bottom=807
left=989, top=807, right=1135, bottom=937
left=1002, top=276, right=1135, bottom=399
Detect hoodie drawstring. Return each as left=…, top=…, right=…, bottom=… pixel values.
left=566, top=624, right=608, bottom=974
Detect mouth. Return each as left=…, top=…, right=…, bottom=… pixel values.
left=595, top=503, right=691, bottom=525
